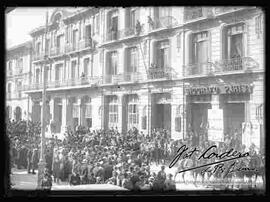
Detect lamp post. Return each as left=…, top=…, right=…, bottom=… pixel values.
left=37, top=10, right=49, bottom=189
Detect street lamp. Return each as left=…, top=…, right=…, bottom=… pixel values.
left=37, top=10, right=49, bottom=189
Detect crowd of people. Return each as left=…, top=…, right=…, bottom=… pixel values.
left=7, top=119, right=265, bottom=191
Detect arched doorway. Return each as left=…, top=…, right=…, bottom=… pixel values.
left=15, top=106, right=22, bottom=121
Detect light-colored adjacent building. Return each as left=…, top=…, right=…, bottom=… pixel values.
left=15, top=7, right=264, bottom=150
left=6, top=41, right=32, bottom=121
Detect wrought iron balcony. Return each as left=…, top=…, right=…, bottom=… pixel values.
left=65, top=43, right=79, bottom=53
left=106, top=30, right=120, bottom=42
left=147, top=66, right=173, bottom=80
left=184, top=62, right=215, bottom=76
left=184, top=7, right=214, bottom=22
left=215, top=57, right=259, bottom=72
left=33, top=52, right=45, bottom=61
left=78, top=39, right=93, bottom=50
left=184, top=57, right=258, bottom=77
left=49, top=47, right=65, bottom=57
left=214, top=7, right=247, bottom=15
left=149, top=16, right=178, bottom=31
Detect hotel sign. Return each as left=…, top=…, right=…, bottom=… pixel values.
left=185, top=84, right=253, bottom=95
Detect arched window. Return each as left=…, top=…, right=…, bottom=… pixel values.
left=175, top=105, right=181, bottom=132
left=127, top=94, right=139, bottom=129
left=108, top=96, right=118, bottom=127
left=6, top=106, right=12, bottom=120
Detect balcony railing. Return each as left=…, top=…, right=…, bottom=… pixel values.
left=147, top=67, right=173, bottom=80
left=33, top=52, right=45, bottom=61
left=49, top=47, right=65, bottom=57
left=184, top=57, right=258, bottom=76
left=23, top=76, right=102, bottom=91
left=214, top=7, right=247, bottom=15
left=106, top=30, right=120, bottom=42
left=215, top=57, right=258, bottom=72
left=65, top=44, right=79, bottom=53
left=184, top=62, right=215, bottom=76
left=78, top=40, right=92, bottom=50
left=184, top=7, right=214, bottom=22
left=150, top=16, right=178, bottom=30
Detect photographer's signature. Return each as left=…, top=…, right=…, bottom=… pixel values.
left=169, top=145, right=258, bottom=177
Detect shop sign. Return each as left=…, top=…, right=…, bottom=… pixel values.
left=185, top=84, right=252, bottom=95
left=207, top=108, right=224, bottom=142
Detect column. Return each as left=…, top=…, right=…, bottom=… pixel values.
left=78, top=97, right=82, bottom=125
left=118, top=94, right=123, bottom=133
left=147, top=90, right=152, bottom=135
left=61, top=97, right=67, bottom=133
left=48, top=98, right=54, bottom=134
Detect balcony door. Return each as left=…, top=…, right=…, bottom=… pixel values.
left=157, top=40, right=170, bottom=69
left=111, top=16, right=118, bottom=40
left=191, top=31, right=209, bottom=74
left=85, top=25, right=91, bottom=46
left=56, top=34, right=64, bottom=53
left=55, top=64, right=62, bottom=82
left=73, top=30, right=78, bottom=50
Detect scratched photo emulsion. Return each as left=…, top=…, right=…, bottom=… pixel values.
left=5, top=6, right=265, bottom=195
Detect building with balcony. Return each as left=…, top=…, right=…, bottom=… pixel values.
left=20, top=7, right=264, bottom=150
left=6, top=41, right=32, bottom=121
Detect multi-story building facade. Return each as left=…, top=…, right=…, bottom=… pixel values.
left=21, top=7, right=264, bottom=150
left=6, top=41, right=32, bottom=121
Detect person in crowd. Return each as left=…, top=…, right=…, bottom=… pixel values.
left=31, top=148, right=39, bottom=174
left=27, top=146, right=33, bottom=174
left=69, top=170, right=81, bottom=186
left=41, top=168, right=53, bottom=190
left=164, top=173, right=176, bottom=191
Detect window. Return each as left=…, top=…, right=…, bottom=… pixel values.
left=177, top=33, right=181, bottom=51
left=130, top=9, right=138, bottom=29
left=127, top=47, right=138, bottom=73
left=55, top=64, right=62, bottom=81
left=109, top=96, right=118, bottom=125
left=8, top=61, right=12, bottom=74
left=96, top=14, right=100, bottom=34
left=66, top=26, right=69, bottom=43
left=36, top=69, right=40, bottom=83
left=175, top=105, right=181, bottom=132
left=159, top=7, right=171, bottom=18
left=73, top=104, right=80, bottom=118
left=109, top=51, right=118, bottom=75
left=44, top=66, right=49, bottom=83
left=85, top=97, right=92, bottom=128
left=56, top=35, right=64, bottom=53
left=255, top=15, right=262, bottom=39
left=7, top=83, right=12, bottom=93
left=157, top=40, right=170, bottom=68
left=73, top=30, right=78, bottom=49
left=36, top=42, right=41, bottom=55
left=224, top=23, right=244, bottom=59
left=127, top=95, right=139, bottom=129
left=83, top=58, right=90, bottom=76
left=71, top=61, right=76, bottom=79
left=45, top=39, right=50, bottom=52
left=109, top=11, right=118, bottom=40
left=142, top=106, right=147, bottom=130
left=191, top=31, right=209, bottom=64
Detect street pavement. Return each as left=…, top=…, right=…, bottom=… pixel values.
left=10, top=168, right=38, bottom=190
left=10, top=165, right=264, bottom=191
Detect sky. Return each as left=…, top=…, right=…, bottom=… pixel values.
left=5, top=7, right=82, bottom=49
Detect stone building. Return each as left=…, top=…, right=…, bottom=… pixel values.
left=6, top=41, right=32, bottom=121
left=19, top=7, right=264, bottom=150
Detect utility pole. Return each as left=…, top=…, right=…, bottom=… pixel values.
left=37, top=9, right=49, bottom=189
